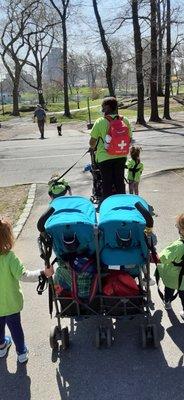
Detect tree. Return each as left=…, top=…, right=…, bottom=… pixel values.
left=157, top=0, right=166, bottom=96
left=92, top=0, right=115, bottom=97
left=1, top=0, right=38, bottom=116
left=150, top=0, right=160, bottom=121
left=163, top=0, right=171, bottom=119
left=48, top=0, right=71, bottom=117
left=23, top=26, right=54, bottom=107
left=131, top=0, right=146, bottom=125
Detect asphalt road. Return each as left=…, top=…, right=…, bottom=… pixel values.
left=0, top=115, right=184, bottom=400
left=0, top=115, right=184, bottom=187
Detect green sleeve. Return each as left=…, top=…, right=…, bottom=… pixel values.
left=159, top=240, right=184, bottom=264
left=126, top=159, right=134, bottom=169
left=90, top=117, right=108, bottom=140
left=9, top=251, right=26, bottom=280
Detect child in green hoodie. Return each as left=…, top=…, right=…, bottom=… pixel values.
left=126, top=146, right=144, bottom=195
left=156, top=214, right=184, bottom=317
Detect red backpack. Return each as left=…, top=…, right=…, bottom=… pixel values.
left=104, top=115, right=130, bottom=156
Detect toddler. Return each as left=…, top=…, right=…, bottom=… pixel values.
left=126, top=146, right=144, bottom=195
left=156, top=214, right=184, bottom=317
left=0, top=218, right=53, bottom=363
left=37, top=173, right=72, bottom=233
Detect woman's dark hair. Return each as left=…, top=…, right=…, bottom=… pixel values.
left=102, top=97, right=118, bottom=113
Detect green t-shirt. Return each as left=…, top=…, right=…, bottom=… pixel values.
left=157, top=238, right=184, bottom=290
left=90, top=114, right=132, bottom=163
left=126, top=159, right=144, bottom=182
left=0, top=250, right=26, bottom=317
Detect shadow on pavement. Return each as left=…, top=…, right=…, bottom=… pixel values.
left=1, top=361, right=31, bottom=400
left=54, top=309, right=184, bottom=400
left=166, top=309, right=184, bottom=354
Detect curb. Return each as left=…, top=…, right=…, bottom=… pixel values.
left=13, top=183, right=36, bottom=239
left=142, top=166, right=184, bottom=180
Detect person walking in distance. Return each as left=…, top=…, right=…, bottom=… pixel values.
left=34, top=104, right=46, bottom=139
left=89, top=97, right=132, bottom=200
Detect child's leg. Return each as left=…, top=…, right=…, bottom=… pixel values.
left=165, top=287, right=175, bottom=302
left=0, top=316, right=6, bottom=346
left=6, top=313, right=26, bottom=354
left=129, top=181, right=134, bottom=194
left=134, top=182, right=139, bottom=195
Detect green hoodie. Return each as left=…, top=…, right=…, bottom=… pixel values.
left=157, top=238, right=184, bottom=290
left=0, top=251, right=25, bottom=316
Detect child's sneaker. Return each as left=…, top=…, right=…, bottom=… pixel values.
left=17, top=347, right=29, bottom=364
left=0, top=336, right=12, bottom=358
left=164, top=301, right=172, bottom=310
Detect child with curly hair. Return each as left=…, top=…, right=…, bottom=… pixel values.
left=126, top=146, right=144, bottom=195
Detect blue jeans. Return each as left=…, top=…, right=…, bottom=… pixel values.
left=0, top=312, right=25, bottom=354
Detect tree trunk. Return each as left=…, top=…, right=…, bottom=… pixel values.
left=131, top=0, right=146, bottom=125
left=92, top=0, right=115, bottom=97
left=150, top=0, right=160, bottom=121
left=62, top=16, right=71, bottom=117
left=12, top=83, right=20, bottom=116
left=157, top=0, right=164, bottom=96
left=163, top=0, right=171, bottom=119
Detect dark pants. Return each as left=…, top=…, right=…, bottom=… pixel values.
left=165, top=287, right=184, bottom=309
left=38, top=120, right=45, bottom=138
left=99, top=158, right=126, bottom=200
left=0, top=312, right=25, bottom=354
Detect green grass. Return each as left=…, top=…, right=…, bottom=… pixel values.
left=0, top=92, right=183, bottom=124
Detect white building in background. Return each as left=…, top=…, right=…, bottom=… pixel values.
left=44, top=47, right=63, bottom=83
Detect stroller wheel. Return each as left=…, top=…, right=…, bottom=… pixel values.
left=50, top=326, right=60, bottom=349
left=106, top=327, right=112, bottom=348
left=95, top=328, right=101, bottom=349
left=61, top=327, right=70, bottom=350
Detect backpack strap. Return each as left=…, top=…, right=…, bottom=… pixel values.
left=128, top=162, right=140, bottom=180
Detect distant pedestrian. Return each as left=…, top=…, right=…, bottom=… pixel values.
left=156, top=213, right=184, bottom=317
left=0, top=218, right=53, bottom=363
left=126, top=146, right=144, bottom=195
left=34, top=104, right=46, bottom=139
left=89, top=97, right=132, bottom=200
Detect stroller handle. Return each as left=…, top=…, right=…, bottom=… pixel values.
left=135, top=202, right=153, bottom=228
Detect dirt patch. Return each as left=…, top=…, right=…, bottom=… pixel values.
left=0, top=185, right=30, bottom=225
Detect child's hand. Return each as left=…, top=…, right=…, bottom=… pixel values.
left=44, top=265, right=54, bottom=277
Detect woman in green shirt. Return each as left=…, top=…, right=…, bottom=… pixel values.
left=89, top=97, right=132, bottom=200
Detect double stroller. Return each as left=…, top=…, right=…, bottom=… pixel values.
left=38, top=194, right=159, bottom=350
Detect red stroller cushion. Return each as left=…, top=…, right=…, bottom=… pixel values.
left=103, top=271, right=140, bottom=297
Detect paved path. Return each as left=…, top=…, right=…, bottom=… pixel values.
left=1, top=171, right=184, bottom=400
left=1, top=114, right=184, bottom=400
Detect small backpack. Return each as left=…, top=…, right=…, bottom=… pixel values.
left=104, top=116, right=130, bottom=156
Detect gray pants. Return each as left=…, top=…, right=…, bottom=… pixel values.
left=37, top=120, right=45, bottom=138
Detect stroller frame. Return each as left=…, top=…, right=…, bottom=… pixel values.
left=39, top=215, right=158, bottom=352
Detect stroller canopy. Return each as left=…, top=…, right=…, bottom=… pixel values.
left=45, top=196, right=97, bottom=257
left=99, top=194, right=150, bottom=266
